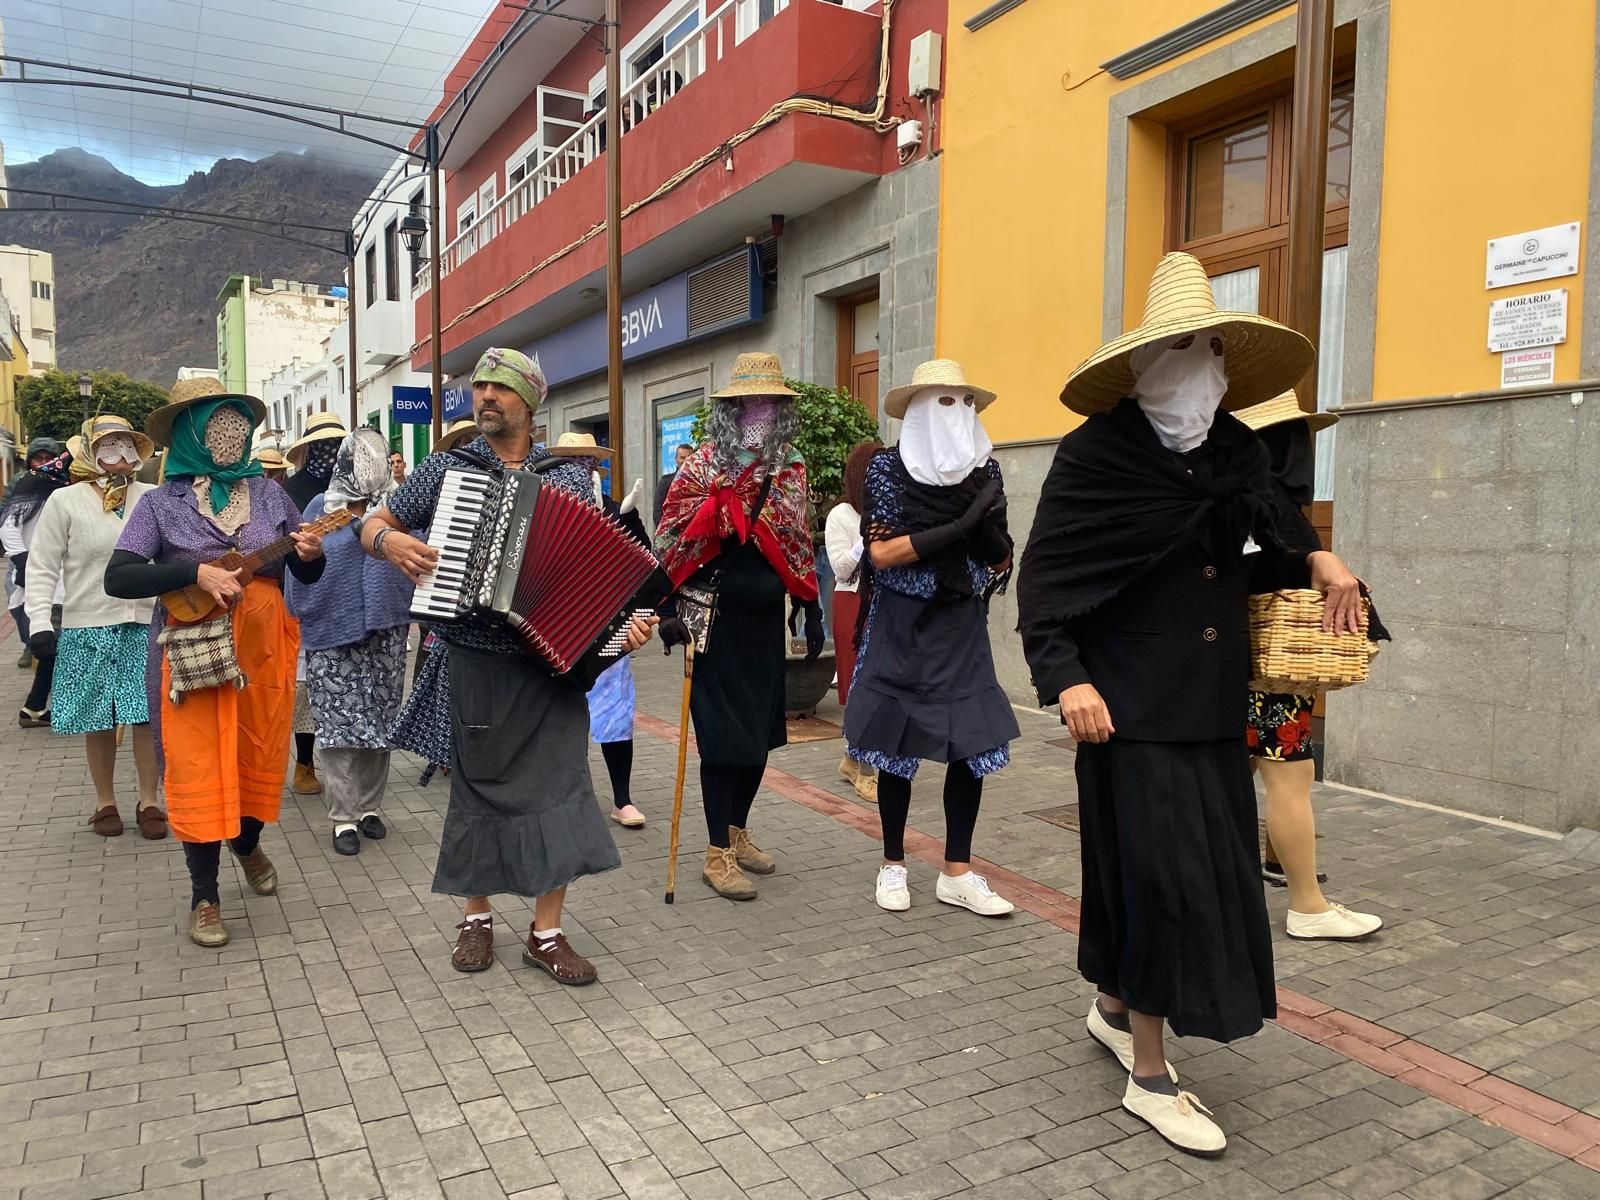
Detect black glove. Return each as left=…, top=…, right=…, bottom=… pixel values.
left=971, top=492, right=1012, bottom=565
left=908, top=478, right=1002, bottom=561
left=9, top=551, right=26, bottom=588
left=659, top=616, right=691, bottom=654
left=788, top=594, right=804, bottom=637
left=27, top=629, right=57, bottom=659
left=803, top=600, right=825, bottom=661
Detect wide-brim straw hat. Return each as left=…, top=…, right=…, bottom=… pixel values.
left=883, top=359, right=997, bottom=420
left=1061, top=252, right=1314, bottom=416
left=435, top=417, right=479, bottom=453
left=1236, top=389, right=1337, bottom=435
left=286, top=411, right=349, bottom=468
left=145, top=376, right=267, bottom=449
left=84, top=412, right=155, bottom=463
left=253, top=447, right=290, bottom=471
left=549, top=431, right=614, bottom=461
left=711, top=352, right=799, bottom=400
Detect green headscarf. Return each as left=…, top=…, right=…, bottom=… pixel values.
left=471, top=347, right=548, bottom=413
left=164, top=397, right=263, bottom=514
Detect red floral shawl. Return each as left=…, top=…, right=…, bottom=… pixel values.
left=654, top=444, right=818, bottom=602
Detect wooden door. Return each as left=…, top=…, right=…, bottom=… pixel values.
left=837, top=293, right=880, bottom=415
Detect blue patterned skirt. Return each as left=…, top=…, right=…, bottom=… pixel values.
left=52, top=622, right=151, bottom=735
left=586, top=655, right=636, bottom=744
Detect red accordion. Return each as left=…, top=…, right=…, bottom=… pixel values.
left=411, top=466, right=671, bottom=686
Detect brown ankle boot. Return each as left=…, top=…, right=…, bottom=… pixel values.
left=292, top=763, right=322, bottom=795
left=729, top=827, right=775, bottom=875
left=702, top=845, right=757, bottom=900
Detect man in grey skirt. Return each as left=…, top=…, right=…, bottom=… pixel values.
left=364, top=347, right=655, bottom=983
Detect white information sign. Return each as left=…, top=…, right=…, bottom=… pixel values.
left=1499, top=347, right=1555, bottom=389
left=1487, top=288, right=1567, bottom=352
left=1485, top=222, right=1581, bottom=289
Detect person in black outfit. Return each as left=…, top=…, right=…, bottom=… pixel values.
left=1018, top=253, right=1363, bottom=1157
left=283, top=413, right=347, bottom=795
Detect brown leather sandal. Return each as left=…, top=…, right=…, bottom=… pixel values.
left=135, top=806, right=168, bottom=840
left=88, top=806, right=124, bottom=837
left=521, top=931, right=597, bottom=986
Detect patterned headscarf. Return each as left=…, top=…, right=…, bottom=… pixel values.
left=299, top=439, right=340, bottom=486
left=472, top=347, right=548, bottom=413
left=322, top=427, right=393, bottom=513
left=164, top=398, right=264, bottom=514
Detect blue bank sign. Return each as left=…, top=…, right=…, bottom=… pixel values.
left=391, top=386, right=433, bottom=424
left=526, top=272, right=691, bottom=389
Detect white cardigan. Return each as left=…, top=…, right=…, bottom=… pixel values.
left=24, top=481, right=156, bottom=632
left=825, top=502, right=865, bottom=594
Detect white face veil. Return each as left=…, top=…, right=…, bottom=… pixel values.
left=1129, top=332, right=1229, bottom=453
left=897, top=386, right=993, bottom=487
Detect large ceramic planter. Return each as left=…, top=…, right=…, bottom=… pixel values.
left=784, top=640, right=836, bottom=718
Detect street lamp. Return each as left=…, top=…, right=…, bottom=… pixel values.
left=77, top=373, right=93, bottom=432
left=398, top=214, right=428, bottom=257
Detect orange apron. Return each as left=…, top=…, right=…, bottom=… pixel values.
left=161, top=577, right=299, bottom=843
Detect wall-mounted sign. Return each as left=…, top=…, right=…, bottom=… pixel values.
left=442, top=380, right=472, bottom=422
left=392, top=385, right=432, bottom=424
left=1500, top=347, right=1555, bottom=389
left=1488, top=288, right=1567, bottom=352
left=1485, top=222, right=1580, bottom=289
left=657, top=413, right=698, bottom=473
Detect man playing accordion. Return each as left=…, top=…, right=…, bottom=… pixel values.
left=363, top=347, right=655, bottom=982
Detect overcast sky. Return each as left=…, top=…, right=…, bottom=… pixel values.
left=0, top=0, right=501, bottom=184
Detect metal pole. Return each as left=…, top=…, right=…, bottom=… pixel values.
left=429, top=126, right=445, bottom=445
left=1285, top=0, right=1335, bottom=413
left=604, top=0, right=624, bottom=489
left=346, top=232, right=360, bottom=429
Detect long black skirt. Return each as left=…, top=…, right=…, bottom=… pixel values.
left=432, top=645, right=622, bottom=899
left=689, top=539, right=787, bottom=767
left=1076, top=738, right=1275, bottom=1043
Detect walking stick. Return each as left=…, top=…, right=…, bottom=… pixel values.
left=665, top=643, right=694, bottom=904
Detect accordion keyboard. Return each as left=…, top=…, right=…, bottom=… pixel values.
left=410, top=467, right=494, bottom=620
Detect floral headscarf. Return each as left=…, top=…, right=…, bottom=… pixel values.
left=472, top=347, right=548, bottom=412
left=322, top=427, right=393, bottom=513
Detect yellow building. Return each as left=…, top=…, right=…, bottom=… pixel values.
left=940, top=0, right=1599, bottom=830
left=0, top=285, right=25, bottom=485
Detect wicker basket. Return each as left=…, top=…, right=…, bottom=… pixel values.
left=1248, top=588, right=1374, bottom=693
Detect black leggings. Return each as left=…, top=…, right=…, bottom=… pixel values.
left=182, top=818, right=265, bottom=909
left=24, top=650, right=54, bottom=712
left=295, top=733, right=315, bottom=767
left=600, top=739, right=633, bottom=809
left=701, top=760, right=766, bottom=848
left=878, top=764, right=983, bottom=864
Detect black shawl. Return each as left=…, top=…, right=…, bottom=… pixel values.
left=1017, top=398, right=1319, bottom=630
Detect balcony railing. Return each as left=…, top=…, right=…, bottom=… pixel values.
left=416, top=0, right=790, bottom=295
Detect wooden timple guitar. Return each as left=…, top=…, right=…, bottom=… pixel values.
left=160, top=508, right=357, bottom=623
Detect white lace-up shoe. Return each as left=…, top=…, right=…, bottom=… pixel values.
left=1086, top=1003, right=1176, bottom=1082
left=875, top=864, right=910, bottom=912
left=1121, top=1076, right=1226, bottom=1157
left=935, top=871, right=1015, bottom=917
left=1287, top=903, right=1383, bottom=941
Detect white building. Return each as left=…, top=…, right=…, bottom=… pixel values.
left=215, top=275, right=347, bottom=411
left=0, top=245, right=56, bottom=372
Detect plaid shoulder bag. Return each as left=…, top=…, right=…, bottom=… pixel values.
left=158, top=611, right=247, bottom=702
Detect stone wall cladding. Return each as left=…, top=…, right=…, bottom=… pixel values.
left=1325, top=390, right=1598, bottom=831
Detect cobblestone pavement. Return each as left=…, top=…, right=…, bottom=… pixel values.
left=3, top=625, right=1599, bottom=1200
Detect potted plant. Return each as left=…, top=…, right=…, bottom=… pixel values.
left=692, top=378, right=880, bottom=716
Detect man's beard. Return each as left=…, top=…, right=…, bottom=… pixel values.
left=477, top=406, right=520, bottom=436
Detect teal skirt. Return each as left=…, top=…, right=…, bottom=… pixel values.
left=52, top=623, right=151, bottom=735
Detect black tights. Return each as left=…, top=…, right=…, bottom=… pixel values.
left=182, top=818, right=265, bottom=909
left=701, top=760, right=766, bottom=848
left=23, top=649, right=54, bottom=712
left=877, top=765, right=984, bottom=864
left=600, top=739, right=633, bottom=809
left=295, top=733, right=315, bottom=767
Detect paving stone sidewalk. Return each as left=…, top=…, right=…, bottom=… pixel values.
left=1, top=630, right=1597, bottom=1200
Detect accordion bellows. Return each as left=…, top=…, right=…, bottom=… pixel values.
left=1248, top=588, right=1374, bottom=693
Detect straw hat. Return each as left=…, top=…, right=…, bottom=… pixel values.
left=254, top=446, right=290, bottom=474
left=286, top=412, right=348, bottom=468
left=1060, top=252, right=1314, bottom=416
left=1236, top=389, right=1337, bottom=435
left=435, top=417, right=479, bottom=453
left=144, top=376, right=267, bottom=449
left=711, top=352, right=799, bottom=400
left=549, top=431, right=614, bottom=461
left=84, top=412, right=155, bottom=463
left=883, top=359, right=997, bottom=420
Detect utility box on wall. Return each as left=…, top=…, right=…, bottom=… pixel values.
left=908, top=31, right=943, bottom=97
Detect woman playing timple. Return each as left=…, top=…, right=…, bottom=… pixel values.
left=106, top=378, right=326, bottom=949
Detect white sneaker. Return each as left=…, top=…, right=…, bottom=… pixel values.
left=1287, top=903, right=1383, bottom=941
left=875, top=864, right=910, bottom=912
left=1121, top=1076, right=1226, bottom=1157
left=1086, top=1003, right=1176, bottom=1082
left=935, top=871, right=1015, bottom=917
